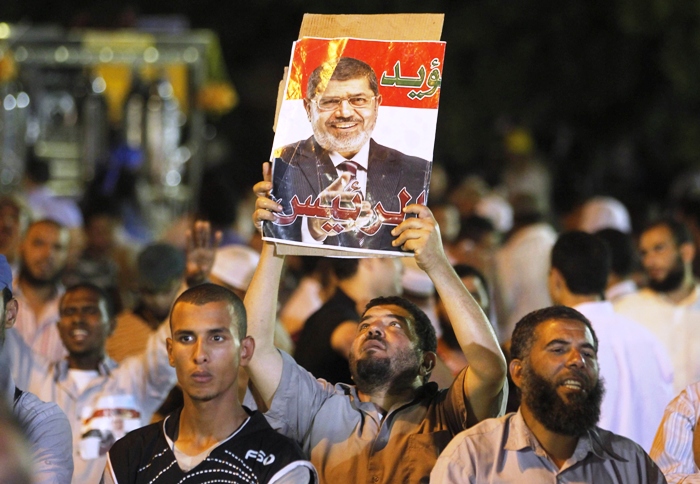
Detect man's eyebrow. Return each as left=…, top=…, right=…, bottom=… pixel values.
left=544, top=339, right=571, bottom=348
left=359, top=313, right=410, bottom=325
left=580, top=342, right=597, bottom=353
left=173, top=327, right=231, bottom=336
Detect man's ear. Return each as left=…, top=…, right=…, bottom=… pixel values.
left=166, top=338, right=175, bottom=368
left=303, top=99, right=312, bottom=121
left=375, top=94, right=383, bottom=108
left=4, top=299, right=18, bottom=329
left=681, top=242, right=695, bottom=265
left=420, top=351, right=437, bottom=378
left=239, top=336, right=256, bottom=367
left=510, top=358, right=524, bottom=390
left=548, top=268, right=565, bottom=303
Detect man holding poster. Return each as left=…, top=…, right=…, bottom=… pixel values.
left=264, top=39, right=443, bottom=255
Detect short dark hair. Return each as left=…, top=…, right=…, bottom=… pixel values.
left=643, top=217, right=693, bottom=247
left=172, top=283, right=247, bottom=339
left=458, top=215, right=495, bottom=244
left=363, top=296, right=437, bottom=353
left=595, top=228, right=637, bottom=278
left=307, top=57, right=379, bottom=99
left=2, top=287, right=12, bottom=305
left=61, top=283, right=116, bottom=319
left=330, top=258, right=359, bottom=281
left=551, top=231, right=610, bottom=295
left=510, top=306, right=599, bottom=361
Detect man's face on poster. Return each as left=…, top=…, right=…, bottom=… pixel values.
left=305, top=77, right=381, bottom=158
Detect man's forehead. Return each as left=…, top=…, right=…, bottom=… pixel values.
left=534, top=318, right=594, bottom=345
left=641, top=225, right=673, bottom=245
left=318, top=77, right=372, bottom=96
left=62, top=289, right=102, bottom=305
left=362, top=304, right=413, bottom=322
left=27, top=222, right=67, bottom=240
left=171, top=300, right=238, bottom=329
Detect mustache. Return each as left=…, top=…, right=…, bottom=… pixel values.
left=328, top=116, right=363, bottom=124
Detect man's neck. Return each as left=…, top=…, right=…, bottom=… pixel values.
left=18, top=277, right=58, bottom=307
left=520, top=406, right=579, bottom=469
left=67, top=353, right=103, bottom=370
left=556, top=292, right=601, bottom=308
left=356, top=378, right=423, bottom=414
left=177, top=390, right=249, bottom=455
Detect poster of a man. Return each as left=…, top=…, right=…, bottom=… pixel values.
left=264, top=37, right=445, bottom=255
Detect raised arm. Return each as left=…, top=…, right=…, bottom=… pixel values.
left=391, top=204, right=507, bottom=424
left=244, top=163, right=286, bottom=408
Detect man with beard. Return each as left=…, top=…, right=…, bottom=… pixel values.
left=0, top=253, right=74, bottom=483
left=431, top=305, right=665, bottom=482
left=548, top=231, right=673, bottom=451
left=247, top=169, right=507, bottom=483
left=265, top=57, right=431, bottom=251
left=614, top=218, right=700, bottom=392
left=13, top=219, right=70, bottom=363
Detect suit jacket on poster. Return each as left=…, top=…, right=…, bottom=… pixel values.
left=265, top=136, right=431, bottom=252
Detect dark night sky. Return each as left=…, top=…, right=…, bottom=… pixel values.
left=4, top=0, right=700, bottom=225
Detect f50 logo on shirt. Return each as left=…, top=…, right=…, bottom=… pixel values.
left=245, top=449, right=276, bottom=465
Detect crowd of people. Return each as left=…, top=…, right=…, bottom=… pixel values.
left=4, top=63, right=700, bottom=484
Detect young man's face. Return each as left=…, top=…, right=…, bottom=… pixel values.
left=348, top=304, right=424, bottom=391
left=57, top=287, right=112, bottom=358
left=20, top=222, right=69, bottom=285
left=305, top=77, right=381, bottom=158
left=167, top=300, right=253, bottom=403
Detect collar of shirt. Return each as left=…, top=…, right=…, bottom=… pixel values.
left=53, top=356, right=116, bottom=382
left=328, top=141, right=371, bottom=171
left=605, top=279, right=638, bottom=302
left=337, top=380, right=440, bottom=418
left=504, top=410, right=623, bottom=467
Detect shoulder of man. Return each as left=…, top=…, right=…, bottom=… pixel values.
left=590, top=426, right=661, bottom=465
left=107, top=419, right=165, bottom=483
left=368, top=138, right=430, bottom=168
left=275, top=137, right=316, bottom=163
left=224, top=410, right=313, bottom=480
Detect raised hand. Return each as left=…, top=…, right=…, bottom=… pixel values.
left=391, top=204, right=446, bottom=273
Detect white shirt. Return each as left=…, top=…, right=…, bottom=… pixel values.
left=605, top=279, right=638, bottom=303
left=614, top=286, right=700, bottom=392
left=328, top=141, right=370, bottom=196
left=575, top=301, right=674, bottom=451
left=301, top=141, right=371, bottom=244
left=650, top=381, right=700, bottom=483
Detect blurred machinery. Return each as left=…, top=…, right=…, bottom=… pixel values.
left=0, top=22, right=235, bottom=238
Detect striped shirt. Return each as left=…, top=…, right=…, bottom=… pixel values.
left=12, top=281, right=66, bottom=363
left=651, top=382, right=700, bottom=483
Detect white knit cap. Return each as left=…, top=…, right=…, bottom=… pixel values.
left=211, top=245, right=261, bottom=291
left=579, top=196, right=631, bottom=233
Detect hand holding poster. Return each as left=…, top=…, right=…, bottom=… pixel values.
left=263, top=32, right=445, bottom=256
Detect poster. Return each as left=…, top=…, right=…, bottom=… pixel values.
left=263, top=37, right=446, bottom=256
